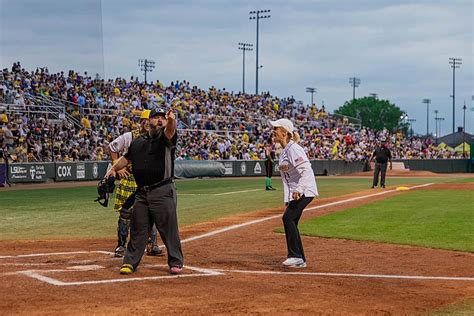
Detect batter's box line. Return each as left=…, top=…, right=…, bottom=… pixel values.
left=0, top=250, right=113, bottom=259
left=12, top=264, right=223, bottom=286
left=211, top=268, right=474, bottom=282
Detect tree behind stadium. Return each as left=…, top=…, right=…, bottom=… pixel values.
left=335, top=97, right=406, bottom=131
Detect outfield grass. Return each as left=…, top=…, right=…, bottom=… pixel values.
left=297, top=189, right=474, bottom=252
left=424, top=299, right=474, bottom=316
left=0, top=176, right=470, bottom=240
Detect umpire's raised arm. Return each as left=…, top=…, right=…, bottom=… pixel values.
left=164, top=108, right=176, bottom=140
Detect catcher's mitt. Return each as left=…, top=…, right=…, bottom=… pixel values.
left=119, top=190, right=137, bottom=220
left=94, top=176, right=116, bottom=207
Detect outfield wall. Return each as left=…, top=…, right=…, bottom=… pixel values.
left=396, top=159, right=472, bottom=173
left=1, top=159, right=471, bottom=183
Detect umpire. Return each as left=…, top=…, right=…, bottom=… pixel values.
left=107, top=108, right=184, bottom=275
left=370, top=139, right=392, bottom=188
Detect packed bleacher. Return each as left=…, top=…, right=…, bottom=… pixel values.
left=0, top=62, right=465, bottom=163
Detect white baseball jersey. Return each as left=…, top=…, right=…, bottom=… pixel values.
left=109, top=132, right=133, bottom=154
left=278, top=140, right=318, bottom=203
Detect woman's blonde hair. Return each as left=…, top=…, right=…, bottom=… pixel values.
left=292, top=131, right=300, bottom=143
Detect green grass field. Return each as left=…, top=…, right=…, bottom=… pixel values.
left=0, top=176, right=471, bottom=241
left=297, top=189, right=474, bottom=252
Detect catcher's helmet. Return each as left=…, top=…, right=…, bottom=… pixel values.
left=94, top=176, right=116, bottom=207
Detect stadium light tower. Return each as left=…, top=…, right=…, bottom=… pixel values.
left=435, top=116, right=445, bottom=140
left=449, top=57, right=462, bottom=134
left=238, top=43, right=253, bottom=94
left=400, top=113, right=408, bottom=136
left=422, top=99, right=431, bottom=136
left=349, top=77, right=360, bottom=101
left=407, top=118, right=416, bottom=137
left=306, top=87, right=317, bottom=106
left=249, top=9, right=271, bottom=95
left=434, top=109, right=439, bottom=141
left=369, top=93, right=378, bottom=99
left=462, top=101, right=467, bottom=156
left=138, top=58, right=155, bottom=83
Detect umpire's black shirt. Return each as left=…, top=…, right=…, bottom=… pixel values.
left=124, top=128, right=177, bottom=187
left=372, top=146, right=392, bottom=164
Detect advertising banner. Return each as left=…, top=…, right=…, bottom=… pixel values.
left=0, top=164, right=6, bottom=185
left=8, top=163, right=53, bottom=182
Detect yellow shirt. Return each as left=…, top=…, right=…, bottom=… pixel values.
left=0, top=113, right=8, bottom=124
left=81, top=117, right=91, bottom=129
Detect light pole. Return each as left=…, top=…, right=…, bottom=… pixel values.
left=407, top=118, right=416, bottom=137
left=434, top=110, right=439, bottom=143
left=306, top=87, right=316, bottom=106
left=435, top=117, right=445, bottom=140
left=238, top=43, right=253, bottom=94
left=400, top=114, right=408, bottom=136
left=422, top=99, right=431, bottom=136
left=349, top=77, right=360, bottom=101
left=138, top=59, right=155, bottom=83
left=449, top=57, right=462, bottom=134
left=462, top=101, right=467, bottom=157
left=369, top=93, right=378, bottom=99
left=249, top=9, right=271, bottom=95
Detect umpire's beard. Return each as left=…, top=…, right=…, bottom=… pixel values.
left=149, top=126, right=160, bottom=138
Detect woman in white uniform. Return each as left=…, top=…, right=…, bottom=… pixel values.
left=270, top=118, right=318, bottom=268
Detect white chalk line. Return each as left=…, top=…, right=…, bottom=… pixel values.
left=6, top=265, right=472, bottom=285
left=180, top=183, right=434, bottom=244
left=6, top=182, right=465, bottom=286
left=0, top=263, right=49, bottom=266
left=211, top=268, right=474, bottom=282
left=0, top=250, right=113, bottom=259
left=12, top=264, right=223, bottom=286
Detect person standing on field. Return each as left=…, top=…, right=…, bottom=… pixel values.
left=264, top=138, right=276, bottom=191
left=370, top=139, right=392, bottom=188
left=108, top=109, right=162, bottom=257
left=270, top=118, right=318, bottom=268
left=107, top=108, right=184, bottom=275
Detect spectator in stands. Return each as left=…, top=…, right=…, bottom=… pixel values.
left=2, top=124, right=15, bottom=149
left=0, top=110, right=8, bottom=125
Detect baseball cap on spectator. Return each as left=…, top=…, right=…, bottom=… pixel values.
left=269, top=118, right=294, bottom=134
left=140, top=109, right=151, bottom=120
left=149, top=108, right=166, bottom=118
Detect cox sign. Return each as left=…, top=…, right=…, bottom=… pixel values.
left=56, top=165, right=73, bottom=179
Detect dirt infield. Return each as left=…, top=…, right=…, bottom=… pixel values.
left=1, top=183, right=473, bottom=315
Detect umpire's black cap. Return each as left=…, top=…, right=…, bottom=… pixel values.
left=149, top=108, right=166, bottom=118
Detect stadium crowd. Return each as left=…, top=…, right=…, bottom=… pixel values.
left=0, top=62, right=464, bottom=163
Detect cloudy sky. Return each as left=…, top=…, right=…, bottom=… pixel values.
left=1, top=0, right=472, bottom=135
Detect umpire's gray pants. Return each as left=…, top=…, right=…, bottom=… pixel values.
left=372, top=162, right=388, bottom=187
left=124, top=182, right=184, bottom=269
